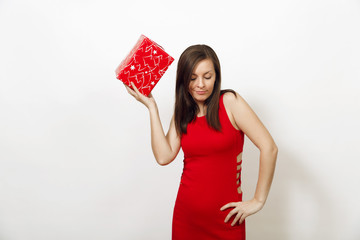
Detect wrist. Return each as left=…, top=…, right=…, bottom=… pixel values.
left=148, top=103, right=158, bottom=113
left=253, top=197, right=265, bottom=208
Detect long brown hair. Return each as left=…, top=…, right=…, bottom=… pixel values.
left=174, top=44, right=235, bottom=135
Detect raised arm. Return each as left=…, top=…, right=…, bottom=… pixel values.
left=221, top=91, right=278, bottom=226
left=125, top=82, right=181, bottom=166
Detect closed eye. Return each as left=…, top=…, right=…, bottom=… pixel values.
left=191, top=74, right=212, bottom=81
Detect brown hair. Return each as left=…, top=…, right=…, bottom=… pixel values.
left=174, top=44, right=235, bottom=135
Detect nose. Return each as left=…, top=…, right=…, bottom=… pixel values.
left=197, top=78, right=205, bottom=88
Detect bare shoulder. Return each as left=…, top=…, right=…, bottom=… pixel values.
left=223, top=91, right=277, bottom=151
left=222, top=91, right=247, bottom=111
left=222, top=91, right=246, bottom=130
left=222, top=90, right=261, bottom=132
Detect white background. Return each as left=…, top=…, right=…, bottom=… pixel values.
left=1, top=0, right=359, bottom=239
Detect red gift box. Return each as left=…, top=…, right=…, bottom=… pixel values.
left=115, top=35, right=174, bottom=96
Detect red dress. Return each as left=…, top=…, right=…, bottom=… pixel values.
left=172, top=93, right=246, bottom=240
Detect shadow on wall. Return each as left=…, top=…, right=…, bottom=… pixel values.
left=245, top=146, right=337, bottom=240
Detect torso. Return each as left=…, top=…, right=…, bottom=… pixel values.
left=172, top=93, right=245, bottom=240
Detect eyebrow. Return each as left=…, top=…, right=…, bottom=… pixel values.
left=191, top=71, right=212, bottom=76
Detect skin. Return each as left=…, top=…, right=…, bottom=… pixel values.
left=188, top=59, right=216, bottom=116
left=125, top=58, right=278, bottom=227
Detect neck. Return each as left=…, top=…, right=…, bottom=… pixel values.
left=197, top=103, right=207, bottom=117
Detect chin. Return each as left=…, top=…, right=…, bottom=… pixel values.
left=190, top=91, right=212, bottom=103
left=194, top=95, right=209, bottom=102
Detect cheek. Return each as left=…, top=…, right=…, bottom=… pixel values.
left=187, top=84, right=192, bottom=95
left=209, top=80, right=216, bottom=90
left=188, top=82, right=195, bottom=90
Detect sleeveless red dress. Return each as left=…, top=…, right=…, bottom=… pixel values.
left=172, top=93, right=245, bottom=240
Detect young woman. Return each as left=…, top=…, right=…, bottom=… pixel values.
left=125, top=44, right=278, bottom=240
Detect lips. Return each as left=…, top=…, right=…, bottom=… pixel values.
left=195, top=91, right=207, bottom=95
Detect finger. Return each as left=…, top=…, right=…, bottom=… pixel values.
left=124, top=83, right=135, bottom=93
left=131, top=82, right=148, bottom=101
left=131, top=82, right=142, bottom=96
left=125, top=85, right=137, bottom=97
left=124, top=85, right=132, bottom=93
left=220, top=202, right=236, bottom=211
left=224, top=208, right=238, bottom=223
left=239, top=212, right=248, bottom=224
left=232, top=212, right=243, bottom=226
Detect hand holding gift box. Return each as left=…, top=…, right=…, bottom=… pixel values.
left=115, top=35, right=174, bottom=96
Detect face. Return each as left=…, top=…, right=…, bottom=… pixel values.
left=188, top=59, right=216, bottom=104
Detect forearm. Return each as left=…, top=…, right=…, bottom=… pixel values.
left=253, top=146, right=278, bottom=205
left=148, top=105, right=173, bottom=165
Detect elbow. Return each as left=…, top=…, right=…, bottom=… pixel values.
left=261, top=144, right=278, bottom=155
left=272, top=144, right=278, bottom=154
left=157, top=160, right=168, bottom=166
left=153, top=146, right=178, bottom=166
left=270, top=144, right=278, bottom=163
left=270, top=144, right=278, bottom=158
left=156, top=156, right=173, bottom=166
left=153, top=149, right=178, bottom=166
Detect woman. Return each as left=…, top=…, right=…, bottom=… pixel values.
left=125, top=45, right=278, bottom=240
